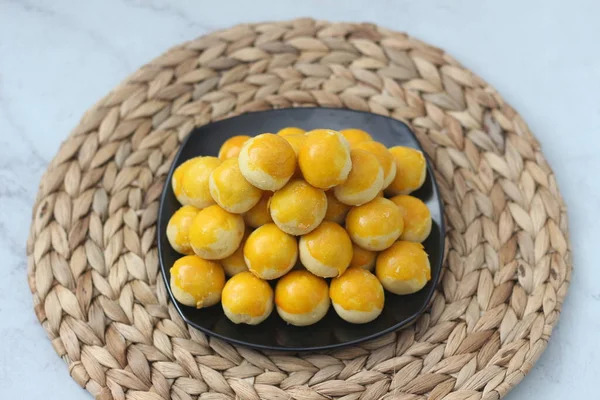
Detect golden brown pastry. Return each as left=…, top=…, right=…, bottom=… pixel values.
left=209, top=158, right=262, bottom=214
left=244, top=223, right=297, bottom=280
left=238, top=133, right=296, bottom=190
left=221, top=271, right=273, bottom=325
left=376, top=241, right=431, bottom=295
left=170, top=255, right=225, bottom=308
left=386, top=146, right=426, bottom=196
left=348, top=243, right=377, bottom=271
left=218, top=135, right=250, bottom=160
left=189, top=205, right=245, bottom=260
left=324, top=190, right=351, bottom=224
left=282, top=134, right=307, bottom=178
left=277, top=127, right=305, bottom=137
left=330, top=268, right=384, bottom=324
left=354, top=141, right=397, bottom=189
left=299, top=221, right=353, bottom=278
left=333, top=149, right=383, bottom=206
left=243, top=191, right=273, bottom=228
left=166, top=205, right=200, bottom=255
left=275, top=270, right=329, bottom=326
left=298, top=129, right=351, bottom=189
left=269, top=179, right=327, bottom=235
left=345, top=197, right=404, bottom=251
left=390, top=195, right=432, bottom=242
left=220, top=229, right=252, bottom=277
left=178, top=156, right=222, bottom=208
left=339, top=128, right=373, bottom=147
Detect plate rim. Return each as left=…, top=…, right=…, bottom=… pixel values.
left=157, top=106, right=446, bottom=352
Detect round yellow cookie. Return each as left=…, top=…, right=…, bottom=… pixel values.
left=340, top=128, right=373, bottom=147
left=299, top=129, right=351, bottom=189
left=218, top=135, right=250, bottom=160
left=390, top=195, right=432, bottom=242
left=376, top=241, right=431, bottom=295
left=189, top=205, right=245, bottom=260
left=282, top=134, right=307, bottom=178
left=178, top=156, right=222, bottom=208
left=275, top=270, right=330, bottom=326
left=220, top=229, right=252, bottom=277
left=387, top=146, right=427, bottom=195
left=346, top=197, right=404, bottom=251
left=166, top=205, right=200, bottom=255
left=209, top=158, right=262, bottom=214
left=324, top=190, right=351, bottom=224
left=277, top=127, right=305, bottom=137
left=244, top=223, right=297, bottom=280
left=270, top=179, right=327, bottom=235
left=172, top=157, right=199, bottom=205
left=238, top=133, right=296, bottom=190
left=222, top=271, right=273, bottom=325
left=330, top=268, right=384, bottom=324
left=243, top=191, right=273, bottom=228
left=354, top=141, right=397, bottom=189
left=170, top=255, right=225, bottom=308
left=333, top=149, right=383, bottom=206
left=349, top=244, right=377, bottom=271
left=299, top=221, right=353, bottom=278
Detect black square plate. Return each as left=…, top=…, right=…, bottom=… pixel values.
left=157, top=107, right=445, bottom=351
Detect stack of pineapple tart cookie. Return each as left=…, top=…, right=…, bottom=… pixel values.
left=167, top=127, right=433, bottom=326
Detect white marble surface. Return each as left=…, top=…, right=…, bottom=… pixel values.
left=1, top=0, right=598, bottom=398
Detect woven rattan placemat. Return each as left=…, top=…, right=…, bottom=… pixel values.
left=26, top=19, right=571, bottom=400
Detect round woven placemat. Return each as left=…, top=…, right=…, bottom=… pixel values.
left=27, top=19, right=571, bottom=400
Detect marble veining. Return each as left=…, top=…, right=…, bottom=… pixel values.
left=1, top=0, right=598, bottom=398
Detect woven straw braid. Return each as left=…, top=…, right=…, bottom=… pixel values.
left=26, top=19, right=571, bottom=400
